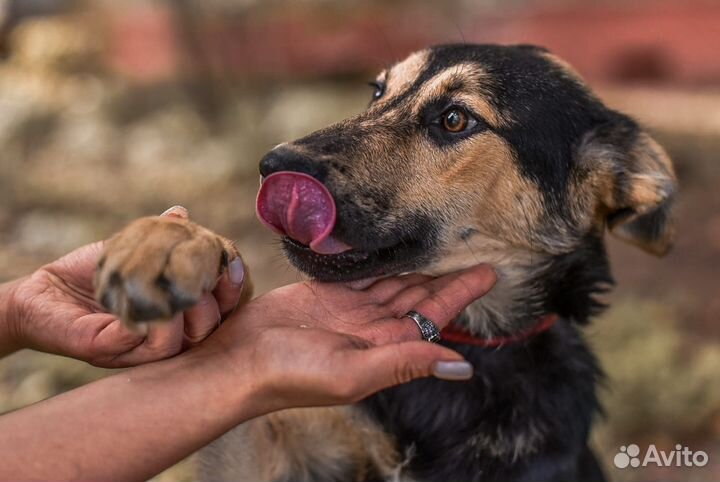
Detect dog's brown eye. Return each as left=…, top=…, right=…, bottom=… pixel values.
left=442, top=109, right=468, bottom=132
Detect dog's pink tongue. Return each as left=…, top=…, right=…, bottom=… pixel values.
left=256, top=172, right=352, bottom=254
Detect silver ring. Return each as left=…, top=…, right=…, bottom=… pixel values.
left=404, top=310, right=441, bottom=343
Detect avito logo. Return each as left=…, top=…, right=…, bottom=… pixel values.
left=614, top=444, right=709, bottom=469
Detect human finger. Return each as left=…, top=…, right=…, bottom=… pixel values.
left=386, top=264, right=496, bottom=332
left=213, top=257, right=246, bottom=316
left=342, top=341, right=473, bottom=399
left=183, top=293, right=221, bottom=345
left=364, top=273, right=434, bottom=304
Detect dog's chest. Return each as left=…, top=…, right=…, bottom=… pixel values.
left=361, top=326, right=602, bottom=482
left=197, top=325, right=601, bottom=482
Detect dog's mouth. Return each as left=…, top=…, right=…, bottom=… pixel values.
left=280, top=235, right=432, bottom=282
left=256, top=171, right=436, bottom=282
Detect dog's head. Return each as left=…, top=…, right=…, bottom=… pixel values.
left=257, top=44, right=676, bottom=330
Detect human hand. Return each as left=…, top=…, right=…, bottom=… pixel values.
left=9, top=207, right=246, bottom=367
left=199, top=264, right=496, bottom=412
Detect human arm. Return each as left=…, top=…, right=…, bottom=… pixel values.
left=0, top=277, right=24, bottom=357
left=0, top=264, right=495, bottom=482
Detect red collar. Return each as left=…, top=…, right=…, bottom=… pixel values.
left=440, top=314, right=560, bottom=347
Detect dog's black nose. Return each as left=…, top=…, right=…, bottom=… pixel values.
left=259, top=147, right=327, bottom=182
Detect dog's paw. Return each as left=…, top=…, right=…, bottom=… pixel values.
left=95, top=216, right=238, bottom=324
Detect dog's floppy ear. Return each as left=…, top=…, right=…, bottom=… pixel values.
left=577, top=113, right=677, bottom=256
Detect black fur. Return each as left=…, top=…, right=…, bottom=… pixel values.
left=362, top=236, right=613, bottom=482
left=281, top=212, right=442, bottom=281
left=363, top=321, right=604, bottom=482
left=257, top=43, right=669, bottom=482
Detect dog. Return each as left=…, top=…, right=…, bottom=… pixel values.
left=95, top=44, right=677, bottom=482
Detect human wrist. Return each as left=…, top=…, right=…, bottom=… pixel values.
left=0, top=277, right=27, bottom=356
left=182, top=343, right=269, bottom=423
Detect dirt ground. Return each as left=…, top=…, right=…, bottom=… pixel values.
left=0, top=16, right=718, bottom=482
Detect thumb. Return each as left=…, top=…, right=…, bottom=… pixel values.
left=354, top=342, right=473, bottom=395
left=50, top=240, right=106, bottom=290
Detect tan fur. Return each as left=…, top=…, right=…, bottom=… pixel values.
left=447, top=134, right=544, bottom=248
left=628, top=134, right=676, bottom=201
left=95, top=216, right=247, bottom=324
left=411, top=63, right=509, bottom=128
left=377, top=50, right=430, bottom=100
left=426, top=233, right=545, bottom=335
left=95, top=46, right=677, bottom=481
left=572, top=130, right=677, bottom=255
left=197, top=406, right=401, bottom=482
left=398, top=131, right=548, bottom=252
left=383, top=129, right=551, bottom=333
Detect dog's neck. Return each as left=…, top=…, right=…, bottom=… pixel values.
left=426, top=232, right=613, bottom=338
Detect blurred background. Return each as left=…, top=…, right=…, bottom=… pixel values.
left=0, top=0, right=718, bottom=481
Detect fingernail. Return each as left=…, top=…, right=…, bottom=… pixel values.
left=432, top=361, right=473, bottom=380
left=229, top=258, right=245, bottom=286
left=161, top=205, right=188, bottom=218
